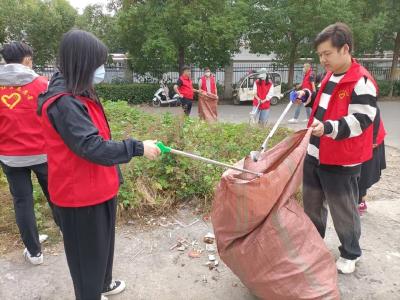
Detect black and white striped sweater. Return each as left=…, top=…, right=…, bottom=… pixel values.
left=306, top=72, right=377, bottom=169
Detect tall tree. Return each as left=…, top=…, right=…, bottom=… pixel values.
left=377, top=0, right=400, bottom=96
left=247, top=0, right=386, bottom=86
left=117, top=0, right=248, bottom=76
left=247, top=0, right=321, bottom=87
left=75, top=4, right=123, bottom=53
left=0, top=0, right=37, bottom=43
left=26, top=0, right=77, bottom=66
left=0, top=0, right=77, bottom=66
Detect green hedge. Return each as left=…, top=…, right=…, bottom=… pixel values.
left=376, top=80, right=400, bottom=97
left=96, top=82, right=225, bottom=104
left=96, top=83, right=159, bottom=104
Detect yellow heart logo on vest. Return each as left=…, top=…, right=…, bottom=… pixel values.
left=1, top=93, right=21, bottom=109
left=338, top=90, right=349, bottom=99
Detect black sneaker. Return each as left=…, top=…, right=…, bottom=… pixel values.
left=102, top=280, right=126, bottom=296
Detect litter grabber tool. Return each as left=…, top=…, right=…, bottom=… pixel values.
left=156, top=142, right=262, bottom=177
left=250, top=99, right=297, bottom=163
left=250, top=90, right=308, bottom=162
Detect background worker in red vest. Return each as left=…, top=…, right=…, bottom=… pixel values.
left=251, top=69, right=274, bottom=126
left=198, top=67, right=218, bottom=96
left=38, top=30, right=160, bottom=300
left=288, top=63, right=316, bottom=123
left=296, top=23, right=378, bottom=274
left=174, top=65, right=196, bottom=116
left=0, top=42, right=56, bottom=265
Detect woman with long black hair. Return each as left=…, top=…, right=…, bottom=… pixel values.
left=38, top=30, right=160, bottom=300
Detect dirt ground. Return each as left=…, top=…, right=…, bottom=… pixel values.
left=0, top=146, right=399, bottom=300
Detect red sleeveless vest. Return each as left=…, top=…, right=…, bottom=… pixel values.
left=252, top=80, right=273, bottom=110
left=178, top=75, right=194, bottom=100
left=0, top=76, right=48, bottom=155
left=200, top=75, right=216, bottom=94
left=41, top=93, right=119, bottom=207
left=308, top=60, right=377, bottom=165
left=301, top=68, right=314, bottom=91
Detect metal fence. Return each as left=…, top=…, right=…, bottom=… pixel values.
left=33, top=62, right=396, bottom=85
left=359, top=64, right=392, bottom=80
left=232, top=63, right=305, bottom=84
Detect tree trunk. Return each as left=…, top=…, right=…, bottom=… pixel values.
left=389, top=31, right=400, bottom=97
left=287, top=44, right=297, bottom=88
left=123, top=60, right=133, bottom=83
left=223, top=62, right=234, bottom=101
left=288, top=61, right=295, bottom=89
left=178, top=46, right=185, bottom=74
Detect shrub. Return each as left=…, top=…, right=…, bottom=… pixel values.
left=281, top=82, right=290, bottom=92
left=377, top=80, right=391, bottom=97
left=96, top=83, right=159, bottom=104
left=96, top=82, right=225, bottom=104
left=104, top=100, right=289, bottom=213
left=374, top=80, right=400, bottom=97
left=0, top=100, right=290, bottom=245
left=393, top=81, right=400, bottom=96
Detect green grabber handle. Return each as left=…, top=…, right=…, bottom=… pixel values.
left=156, top=141, right=262, bottom=177
left=156, top=141, right=172, bottom=154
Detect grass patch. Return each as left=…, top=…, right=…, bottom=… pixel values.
left=0, top=100, right=290, bottom=252
left=105, top=101, right=290, bottom=215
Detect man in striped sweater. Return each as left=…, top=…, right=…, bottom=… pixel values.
left=297, top=23, right=378, bottom=274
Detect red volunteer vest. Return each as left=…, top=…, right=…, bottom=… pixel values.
left=301, top=68, right=314, bottom=91
left=253, top=79, right=273, bottom=110
left=0, top=76, right=48, bottom=155
left=200, top=75, right=216, bottom=95
left=178, top=75, right=194, bottom=100
left=41, top=93, right=119, bottom=207
left=307, top=60, right=377, bottom=165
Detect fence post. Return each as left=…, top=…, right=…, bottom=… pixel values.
left=223, top=62, right=233, bottom=101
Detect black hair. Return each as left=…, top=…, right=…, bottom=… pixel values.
left=0, top=41, right=33, bottom=64
left=58, top=30, right=108, bottom=96
left=182, top=65, right=191, bottom=73
left=314, top=22, right=353, bottom=53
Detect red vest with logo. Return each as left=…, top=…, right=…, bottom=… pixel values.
left=178, top=75, right=194, bottom=100
left=200, top=75, right=216, bottom=94
left=307, top=60, right=377, bottom=165
left=301, top=68, right=314, bottom=91
left=41, top=93, right=119, bottom=207
left=253, top=79, right=273, bottom=110
left=0, top=76, right=48, bottom=155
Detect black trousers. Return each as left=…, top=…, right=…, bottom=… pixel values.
left=180, top=97, right=193, bottom=115
left=1, top=162, right=55, bottom=256
left=53, top=198, right=116, bottom=300
left=303, top=158, right=362, bottom=260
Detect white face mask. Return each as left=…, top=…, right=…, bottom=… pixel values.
left=205, top=71, right=211, bottom=77
left=93, top=65, right=106, bottom=84
left=259, top=74, right=266, bottom=80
